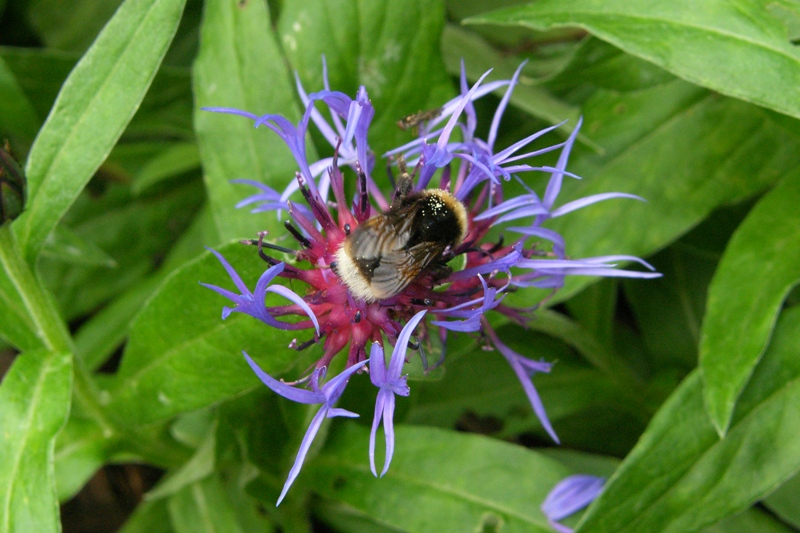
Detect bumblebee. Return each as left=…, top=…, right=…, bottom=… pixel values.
left=333, top=170, right=468, bottom=302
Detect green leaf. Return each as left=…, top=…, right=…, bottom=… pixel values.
left=72, top=204, right=218, bottom=373
left=405, top=323, right=647, bottom=455
left=624, top=242, right=718, bottom=371
left=126, top=65, right=193, bottom=141
left=2, top=47, right=193, bottom=144
left=0, top=226, right=70, bottom=353
left=13, top=0, right=187, bottom=265
left=706, top=508, right=796, bottom=533
left=167, top=476, right=246, bottom=533
left=148, top=425, right=216, bottom=500
left=41, top=225, right=117, bottom=268
left=467, top=0, right=800, bottom=120
left=528, top=309, right=643, bottom=389
left=534, top=82, right=799, bottom=303
left=29, top=0, right=123, bottom=53
left=40, top=179, right=203, bottom=321
left=0, top=349, right=72, bottom=533
left=564, top=278, right=618, bottom=352
left=576, top=305, right=800, bottom=532
left=193, top=0, right=301, bottom=242
left=0, top=47, right=75, bottom=123
left=701, top=171, right=800, bottom=434
left=119, top=498, right=172, bottom=533
left=54, top=416, right=111, bottom=501
left=132, top=142, right=200, bottom=195
left=441, top=24, right=585, bottom=143
left=73, top=276, right=162, bottom=372
left=277, top=0, right=454, bottom=158
left=763, top=471, right=800, bottom=529
left=543, top=36, right=676, bottom=95
left=540, top=448, right=619, bottom=479
left=0, top=250, right=42, bottom=351
left=106, top=242, right=301, bottom=426
left=311, top=424, right=569, bottom=532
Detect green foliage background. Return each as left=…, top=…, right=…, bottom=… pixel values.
left=2, top=0, right=800, bottom=531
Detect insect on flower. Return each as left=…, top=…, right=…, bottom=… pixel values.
left=396, top=106, right=443, bottom=131
left=332, top=158, right=468, bottom=302
left=201, top=60, right=660, bottom=504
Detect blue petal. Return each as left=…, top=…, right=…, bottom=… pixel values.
left=277, top=405, right=329, bottom=505
left=541, top=474, right=605, bottom=521
left=243, top=351, right=323, bottom=405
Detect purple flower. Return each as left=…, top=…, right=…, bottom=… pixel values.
left=368, top=310, right=427, bottom=477
left=483, top=320, right=559, bottom=443
left=431, top=275, right=504, bottom=333
left=243, top=351, right=368, bottom=505
left=541, top=474, right=605, bottom=533
left=202, top=60, right=662, bottom=502
left=200, top=247, right=319, bottom=334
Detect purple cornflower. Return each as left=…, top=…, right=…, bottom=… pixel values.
left=541, top=474, right=605, bottom=533
left=202, top=61, right=659, bottom=503
left=368, top=310, right=427, bottom=477
left=243, top=352, right=367, bottom=505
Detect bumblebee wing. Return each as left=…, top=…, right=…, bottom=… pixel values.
left=369, top=242, right=446, bottom=299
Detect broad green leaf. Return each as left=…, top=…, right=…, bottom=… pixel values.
left=277, top=0, right=454, bottom=158
left=167, top=476, right=246, bottom=533
left=701, top=171, right=800, bottom=434
left=0, top=226, right=70, bottom=352
left=311, top=424, right=569, bottom=533
left=193, top=0, right=301, bottom=242
left=543, top=36, right=676, bottom=95
left=106, top=242, right=302, bottom=426
left=216, top=388, right=298, bottom=483
left=468, top=0, right=800, bottom=120
left=576, top=306, right=800, bottom=532
left=0, top=244, right=42, bottom=351
left=534, top=82, right=799, bottom=303
left=446, top=0, right=578, bottom=53
left=0, top=350, right=72, bottom=533
left=0, top=55, right=40, bottom=151
left=13, top=0, right=187, bottom=265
